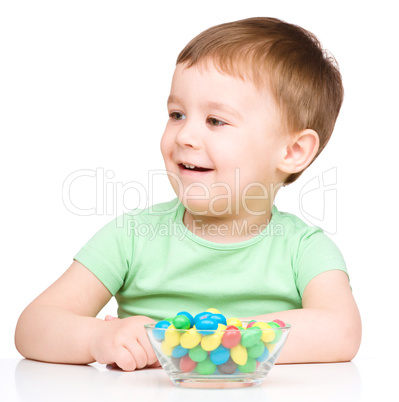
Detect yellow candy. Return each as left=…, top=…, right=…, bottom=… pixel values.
left=206, top=308, right=221, bottom=314
left=161, top=340, right=173, bottom=356
left=164, top=325, right=181, bottom=348
left=180, top=327, right=202, bottom=349
left=217, top=323, right=227, bottom=331
left=230, top=344, right=248, bottom=365
left=265, top=343, right=276, bottom=353
left=253, top=322, right=275, bottom=343
left=227, top=317, right=242, bottom=327
left=201, top=332, right=222, bottom=351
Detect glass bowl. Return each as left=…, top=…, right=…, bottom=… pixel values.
left=144, top=321, right=291, bottom=388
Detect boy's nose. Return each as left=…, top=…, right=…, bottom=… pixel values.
left=174, top=120, right=202, bottom=150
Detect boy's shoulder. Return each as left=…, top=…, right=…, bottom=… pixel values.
left=271, top=205, right=324, bottom=239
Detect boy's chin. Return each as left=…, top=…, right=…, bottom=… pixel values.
left=182, top=197, right=233, bottom=217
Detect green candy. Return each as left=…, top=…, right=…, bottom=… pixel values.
left=189, top=345, right=208, bottom=362
left=173, top=315, right=191, bottom=329
left=267, top=321, right=283, bottom=344
left=238, top=357, right=257, bottom=373
left=247, top=341, right=265, bottom=358
left=195, top=357, right=217, bottom=375
left=241, top=327, right=262, bottom=348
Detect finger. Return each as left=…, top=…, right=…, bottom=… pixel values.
left=146, top=360, right=161, bottom=368
left=137, top=332, right=158, bottom=365
left=123, top=340, right=148, bottom=369
left=105, top=315, right=117, bottom=321
left=114, top=346, right=137, bottom=372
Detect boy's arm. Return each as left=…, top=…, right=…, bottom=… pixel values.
left=241, top=270, right=362, bottom=363
left=15, top=260, right=158, bottom=370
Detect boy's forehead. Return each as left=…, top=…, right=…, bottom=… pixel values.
left=170, top=61, right=275, bottom=108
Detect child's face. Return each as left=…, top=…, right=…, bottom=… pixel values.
left=161, top=61, right=288, bottom=217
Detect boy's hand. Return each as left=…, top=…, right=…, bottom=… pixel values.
left=90, top=315, right=160, bottom=371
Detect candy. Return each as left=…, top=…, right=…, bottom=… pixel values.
left=230, top=343, right=248, bottom=366
left=238, top=357, right=257, bottom=373
left=256, top=345, right=270, bottom=362
left=226, top=317, right=242, bottom=327
left=221, top=325, right=241, bottom=348
left=217, top=357, right=237, bottom=374
left=180, top=327, right=202, bottom=349
left=208, top=313, right=227, bottom=326
left=210, top=345, right=230, bottom=365
left=194, top=312, right=211, bottom=324
left=180, top=354, right=197, bottom=372
left=273, top=319, right=285, bottom=327
left=217, top=323, right=227, bottom=331
left=206, top=308, right=221, bottom=314
left=172, top=344, right=188, bottom=358
left=247, top=341, right=265, bottom=359
left=161, top=340, right=173, bottom=356
left=195, top=357, right=217, bottom=375
left=153, top=320, right=172, bottom=340
left=172, top=315, right=191, bottom=330
left=177, top=311, right=195, bottom=327
left=201, top=332, right=222, bottom=351
left=189, top=344, right=208, bottom=362
left=267, top=321, right=283, bottom=344
left=252, top=322, right=275, bottom=343
left=196, top=318, right=218, bottom=335
left=164, top=325, right=181, bottom=348
left=240, top=326, right=262, bottom=347
left=150, top=309, right=288, bottom=376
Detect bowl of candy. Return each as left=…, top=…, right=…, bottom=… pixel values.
left=145, top=308, right=291, bottom=388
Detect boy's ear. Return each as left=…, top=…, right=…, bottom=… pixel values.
left=277, top=129, right=320, bottom=175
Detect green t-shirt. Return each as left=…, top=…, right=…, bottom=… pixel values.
left=74, top=198, right=347, bottom=320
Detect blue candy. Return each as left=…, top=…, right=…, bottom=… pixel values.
left=256, top=345, right=270, bottom=362
left=210, top=345, right=230, bottom=365
left=208, top=313, right=227, bottom=326
left=153, top=320, right=171, bottom=340
left=195, top=318, right=218, bottom=335
left=172, top=344, right=189, bottom=358
left=177, top=311, right=195, bottom=327
left=194, top=312, right=211, bottom=324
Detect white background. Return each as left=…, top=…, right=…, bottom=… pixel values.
left=1, top=0, right=398, bottom=363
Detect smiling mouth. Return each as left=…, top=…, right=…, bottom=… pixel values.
left=179, top=163, right=213, bottom=172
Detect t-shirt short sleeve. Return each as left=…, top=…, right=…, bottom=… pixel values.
left=293, top=229, right=348, bottom=297
left=73, top=214, right=135, bottom=295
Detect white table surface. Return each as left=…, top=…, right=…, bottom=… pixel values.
left=0, top=356, right=393, bottom=401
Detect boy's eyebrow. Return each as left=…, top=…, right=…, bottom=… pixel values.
left=167, top=95, right=242, bottom=120
left=205, top=101, right=242, bottom=120
left=167, top=95, right=181, bottom=106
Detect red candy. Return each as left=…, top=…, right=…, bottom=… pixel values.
left=272, top=319, right=285, bottom=327
left=180, top=354, right=197, bottom=372
left=221, top=325, right=241, bottom=348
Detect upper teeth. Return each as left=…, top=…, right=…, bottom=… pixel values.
left=183, top=163, right=196, bottom=169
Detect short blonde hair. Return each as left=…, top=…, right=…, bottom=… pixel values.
left=177, top=17, right=344, bottom=184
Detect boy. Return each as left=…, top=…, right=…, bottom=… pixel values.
left=15, top=17, right=361, bottom=371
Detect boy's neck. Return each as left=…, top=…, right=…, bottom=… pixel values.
left=182, top=208, right=273, bottom=244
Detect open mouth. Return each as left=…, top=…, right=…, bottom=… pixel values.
left=179, top=163, right=213, bottom=172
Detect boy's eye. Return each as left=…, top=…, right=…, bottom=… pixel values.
left=207, top=117, right=226, bottom=126
left=169, top=112, right=186, bottom=121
